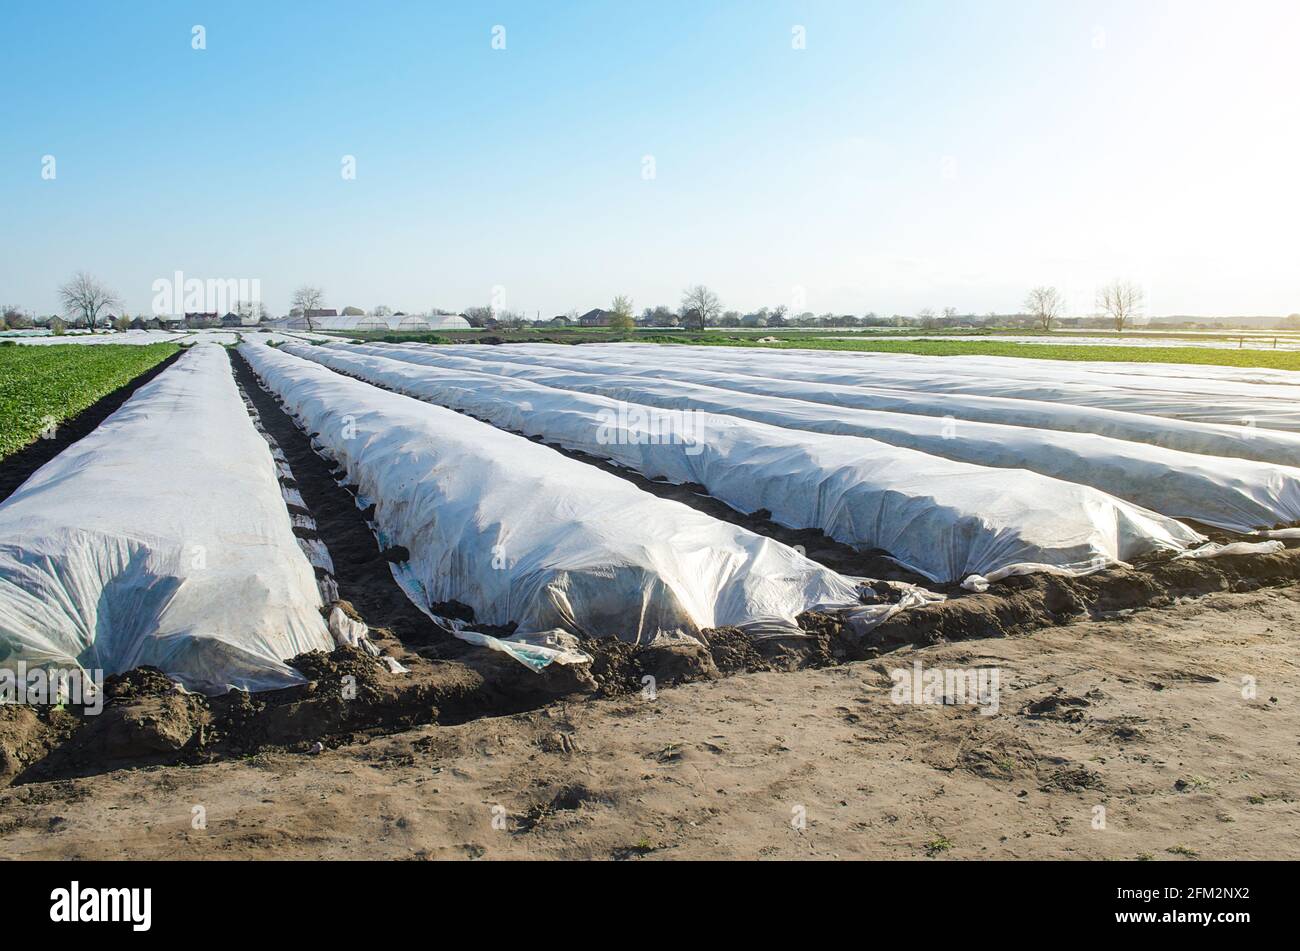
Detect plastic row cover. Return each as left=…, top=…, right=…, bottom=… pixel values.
left=746, top=347, right=1300, bottom=402
left=414, top=342, right=1300, bottom=469
left=283, top=343, right=1201, bottom=583
left=0, top=345, right=334, bottom=693
left=564, top=344, right=1300, bottom=432
left=601, top=343, right=1300, bottom=402
left=1056, top=358, right=1300, bottom=387
left=12, top=329, right=186, bottom=346
left=338, top=343, right=1300, bottom=532
left=240, top=343, right=880, bottom=665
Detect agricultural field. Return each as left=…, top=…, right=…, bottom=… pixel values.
left=10, top=0, right=1300, bottom=921
left=727, top=336, right=1300, bottom=370
left=364, top=326, right=1300, bottom=371
left=2, top=336, right=1299, bottom=865
left=0, top=341, right=179, bottom=459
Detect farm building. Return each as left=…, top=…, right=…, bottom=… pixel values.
left=578, top=308, right=613, bottom=327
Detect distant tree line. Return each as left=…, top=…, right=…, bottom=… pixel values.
left=7, top=274, right=1298, bottom=334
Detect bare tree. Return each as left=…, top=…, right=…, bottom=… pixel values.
left=680, top=285, right=721, bottom=332
left=1024, top=286, right=1065, bottom=332
left=0, top=305, right=27, bottom=331
left=1096, top=279, right=1144, bottom=332
left=291, top=286, right=325, bottom=329
left=917, top=308, right=938, bottom=330
left=464, top=306, right=494, bottom=327
left=58, top=272, right=121, bottom=331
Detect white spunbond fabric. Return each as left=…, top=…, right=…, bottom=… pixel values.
left=573, top=344, right=1300, bottom=432
left=240, top=343, right=877, bottom=663
left=1071, top=360, right=1300, bottom=388
left=13, top=329, right=187, bottom=346
left=926, top=353, right=1300, bottom=392
left=606, top=343, right=1300, bottom=402
left=1175, top=541, right=1286, bottom=559
left=283, top=343, right=1201, bottom=583
left=845, top=334, right=1300, bottom=355
left=180, top=331, right=242, bottom=346
left=245, top=330, right=342, bottom=346
left=339, top=344, right=1300, bottom=533
left=783, top=348, right=1300, bottom=404
left=421, top=342, right=1300, bottom=469
left=0, top=345, right=334, bottom=694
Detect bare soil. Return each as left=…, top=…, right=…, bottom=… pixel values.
left=2, top=583, right=1296, bottom=860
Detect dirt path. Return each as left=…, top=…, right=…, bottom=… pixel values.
left=3, top=585, right=1296, bottom=860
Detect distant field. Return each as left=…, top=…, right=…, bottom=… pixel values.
left=0, top=343, right=180, bottom=459
left=351, top=326, right=1300, bottom=371
left=712, top=337, right=1300, bottom=371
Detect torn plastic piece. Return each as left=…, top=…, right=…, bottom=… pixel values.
left=1175, top=540, right=1286, bottom=560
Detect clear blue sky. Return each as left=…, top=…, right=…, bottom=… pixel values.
left=2, top=0, right=1298, bottom=318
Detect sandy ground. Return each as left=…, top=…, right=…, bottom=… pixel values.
left=3, top=585, right=1297, bottom=861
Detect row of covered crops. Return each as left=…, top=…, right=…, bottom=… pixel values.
left=288, top=340, right=1300, bottom=540
left=279, top=313, right=472, bottom=332
left=1, top=338, right=1297, bottom=695
left=0, top=342, right=922, bottom=691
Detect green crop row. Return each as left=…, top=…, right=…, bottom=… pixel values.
left=0, top=343, right=180, bottom=459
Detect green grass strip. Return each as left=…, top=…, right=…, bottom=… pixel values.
left=0, top=342, right=180, bottom=459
